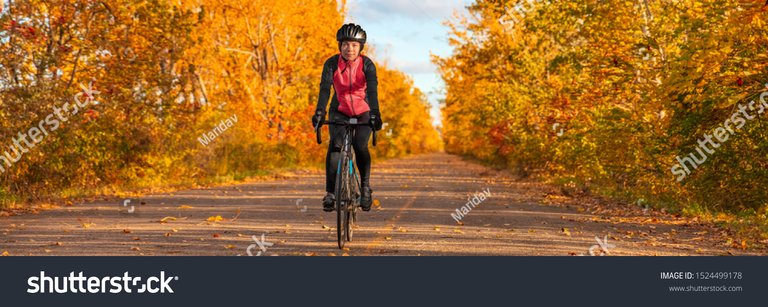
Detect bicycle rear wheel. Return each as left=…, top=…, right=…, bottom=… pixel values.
left=335, top=155, right=349, bottom=249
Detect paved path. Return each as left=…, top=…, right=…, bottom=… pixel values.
left=1, top=153, right=761, bottom=256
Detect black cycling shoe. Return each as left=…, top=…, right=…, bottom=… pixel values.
left=322, top=193, right=335, bottom=212
left=360, top=187, right=372, bottom=211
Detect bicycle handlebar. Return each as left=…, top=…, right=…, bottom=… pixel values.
left=315, top=120, right=377, bottom=147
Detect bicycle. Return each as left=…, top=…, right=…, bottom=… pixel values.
left=315, top=117, right=377, bottom=249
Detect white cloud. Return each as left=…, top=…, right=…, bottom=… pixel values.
left=393, top=60, right=436, bottom=75
left=348, top=0, right=467, bottom=23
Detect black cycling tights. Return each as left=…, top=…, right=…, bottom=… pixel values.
left=325, top=111, right=371, bottom=193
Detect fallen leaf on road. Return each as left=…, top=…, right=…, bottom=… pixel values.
left=212, top=233, right=220, bottom=238
left=342, top=253, right=349, bottom=256
left=322, top=225, right=331, bottom=230
left=206, top=215, right=224, bottom=222
left=131, top=247, right=141, bottom=251
left=159, top=216, right=177, bottom=223
left=132, top=237, right=141, bottom=241
left=433, top=226, right=441, bottom=231
left=122, top=229, right=131, bottom=233
left=224, top=245, right=235, bottom=249
left=1, top=251, right=9, bottom=256
left=385, top=236, right=392, bottom=240
left=52, top=242, right=63, bottom=246
left=561, top=228, right=571, bottom=236
left=178, top=205, right=194, bottom=210
left=164, top=233, right=172, bottom=237
left=305, top=252, right=317, bottom=256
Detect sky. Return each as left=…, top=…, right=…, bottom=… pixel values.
left=345, top=0, right=475, bottom=127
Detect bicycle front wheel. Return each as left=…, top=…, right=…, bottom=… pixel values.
left=335, top=155, right=349, bottom=249
left=346, top=158, right=359, bottom=242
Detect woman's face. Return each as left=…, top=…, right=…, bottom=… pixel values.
left=341, top=41, right=361, bottom=62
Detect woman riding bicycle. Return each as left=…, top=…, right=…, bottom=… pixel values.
left=312, top=23, right=383, bottom=212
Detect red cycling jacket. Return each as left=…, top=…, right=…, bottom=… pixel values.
left=316, top=54, right=380, bottom=117
left=334, top=55, right=369, bottom=116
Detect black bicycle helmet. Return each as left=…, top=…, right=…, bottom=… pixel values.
left=336, top=23, right=367, bottom=50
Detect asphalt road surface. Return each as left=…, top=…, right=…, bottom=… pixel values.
left=1, top=153, right=763, bottom=256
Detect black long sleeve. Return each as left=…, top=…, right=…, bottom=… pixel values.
left=316, top=57, right=335, bottom=112
left=364, top=57, right=379, bottom=112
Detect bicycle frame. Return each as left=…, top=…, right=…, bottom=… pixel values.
left=315, top=117, right=376, bottom=248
